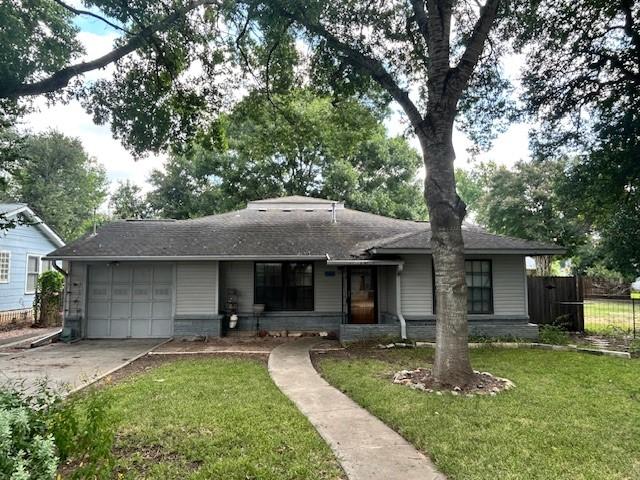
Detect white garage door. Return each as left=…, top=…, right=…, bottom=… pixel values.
left=86, top=263, right=173, bottom=338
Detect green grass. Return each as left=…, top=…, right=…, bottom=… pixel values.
left=584, top=299, right=636, bottom=333
left=317, top=348, right=640, bottom=480
left=80, top=358, right=343, bottom=480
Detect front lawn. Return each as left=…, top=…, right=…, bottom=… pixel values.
left=72, top=357, right=343, bottom=479
left=316, top=347, right=640, bottom=480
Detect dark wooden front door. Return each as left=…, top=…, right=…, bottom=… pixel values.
left=349, top=267, right=377, bottom=324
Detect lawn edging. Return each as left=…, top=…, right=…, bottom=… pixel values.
left=379, top=341, right=633, bottom=359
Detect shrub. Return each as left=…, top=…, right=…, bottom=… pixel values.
left=34, top=270, right=65, bottom=326
left=0, top=382, right=115, bottom=480
left=629, top=339, right=640, bottom=355
left=0, top=382, right=59, bottom=480
left=539, top=325, right=570, bottom=345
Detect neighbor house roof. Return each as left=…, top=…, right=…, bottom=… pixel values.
left=46, top=196, right=564, bottom=260
left=1, top=202, right=65, bottom=247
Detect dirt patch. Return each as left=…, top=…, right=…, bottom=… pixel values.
left=392, top=368, right=514, bottom=396
left=156, top=336, right=295, bottom=353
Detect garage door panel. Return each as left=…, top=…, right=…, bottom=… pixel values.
left=132, top=302, right=152, bottom=319
left=87, top=318, right=109, bottom=338
left=89, top=266, right=109, bottom=283
left=88, top=284, right=110, bottom=301
left=87, top=301, right=109, bottom=319
left=112, top=266, right=132, bottom=283
left=133, top=286, right=152, bottom=301
left=152, top=302, right=172, bottom=319
left=153, top=286, right=171, bottom=301
left=86, top=263, right=174, bottom=338
left=134, top=266, right=152, bottom=284
left=151, top=318, right=171, bottom=337
left=131, top=319, right=150, bottom=337
left=110, top=319, right=129, bottom=338
left=111, top=285, right=131, bottom=301
left=110, top=302, right=131, bottom=319
left=154, top=265, right=172, bottom=283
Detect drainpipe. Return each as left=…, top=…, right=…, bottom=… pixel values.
left=396, top=264, right=407, bottom=340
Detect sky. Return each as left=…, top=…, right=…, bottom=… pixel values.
left=22, top=10, right=532, bottom=197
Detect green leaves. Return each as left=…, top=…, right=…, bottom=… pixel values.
left=147, top=88, right=426, bottom=220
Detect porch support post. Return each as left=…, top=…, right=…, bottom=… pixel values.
left=396, top=265, right=407, bottom=340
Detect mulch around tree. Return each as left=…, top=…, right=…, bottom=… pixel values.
left=392, top=368, right=515, bottom=396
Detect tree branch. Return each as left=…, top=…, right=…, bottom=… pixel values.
left=52, top=0, right=130, bottom=34
left=1, top=0, right=220, bottom=99
left=274, top=4, right=425, bottom=129
left=449, top=0, right=500, bottom=95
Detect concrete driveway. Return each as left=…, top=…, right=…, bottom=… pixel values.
left=0, top=339, right=166, bottom=393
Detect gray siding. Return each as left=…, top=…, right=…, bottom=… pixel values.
left=492, top=255, right=527, bottom=315
left=398, top=254, right=528, bottom=319
left=400, top=255, right=432, bottom=317
left=378, top=266, right=397, bottom=316
left=175, top=262, right=218, bottom=316
left=314, top=262, right=341, bottom=312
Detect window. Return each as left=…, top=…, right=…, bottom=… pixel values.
left=25, top=255, right=41, bottom=294
left=255, top=262, right=314, bottom=311
left=0, top=251, right=9, bottom=283
left=432, top=259, right=494, bottom=315
left=466, top=260, right=493, bottom=314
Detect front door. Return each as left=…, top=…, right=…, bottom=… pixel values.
left=349, top=267, right=377, bottom=324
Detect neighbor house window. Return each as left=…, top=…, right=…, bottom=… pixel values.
left=466, top=260, right=493, bottom=314
left=25, top=255, right=41, bottom=294
left=255, top=262, right=314, bottom=311
left=0, top=251, right=9, bottom=283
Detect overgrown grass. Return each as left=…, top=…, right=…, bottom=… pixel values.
left=317, top=348, right=640, bottom=480
left=71, top=358, right=343, bottom=480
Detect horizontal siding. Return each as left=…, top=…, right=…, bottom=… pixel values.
left=397, top=254, right=527, bottom=318
left=492, top=255, right=527, bottom=315
left=220, top=261, right=254, bottom=313
left=314, top=262, right=341, bottom=312
left=0, top=222, right=59, bottom=311
left=400, top=255, right=432, bottom=317
left=176, top=262, right=218, bottom=316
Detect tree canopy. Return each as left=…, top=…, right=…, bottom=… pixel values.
left=110, top=180, right=152, bottom=219
left=148, top=89, right=426, bottom=220
left=8, top=130, right=108, bottom=241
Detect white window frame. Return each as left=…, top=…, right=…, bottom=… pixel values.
left=25, top=254, right=42, bottom=294
left=0, top=251, right=10, bottom=284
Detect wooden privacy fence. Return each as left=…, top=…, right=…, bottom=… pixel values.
left=527, top=276, right=584, bottom=331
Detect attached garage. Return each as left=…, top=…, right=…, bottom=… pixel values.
left=85, top=263, right=174, bottom=338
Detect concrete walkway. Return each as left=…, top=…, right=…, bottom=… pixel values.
left=269, top=339, right=445, bottom=480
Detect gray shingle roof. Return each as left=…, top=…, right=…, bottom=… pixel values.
left=47, top=197, right=564, bottom=259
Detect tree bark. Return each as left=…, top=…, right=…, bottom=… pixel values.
left=419, top=112, right=474, bottom=387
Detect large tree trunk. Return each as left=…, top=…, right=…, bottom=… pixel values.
left=419, top=114, right=474, bottom=388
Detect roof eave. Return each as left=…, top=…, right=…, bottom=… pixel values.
left=43, top=254, right=330, bottom=261
left=370, top=247, right=567, bottom=255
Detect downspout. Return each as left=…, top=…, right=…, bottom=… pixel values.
left=396, top=264, right=407, bottom=340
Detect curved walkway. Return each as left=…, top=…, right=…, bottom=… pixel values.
left=268, top=339, right=445, bottom=480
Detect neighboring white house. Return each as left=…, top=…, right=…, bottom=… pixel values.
left=0, top=203, right=65, bottom=318
left=45, top=196, right=565, bottom=342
